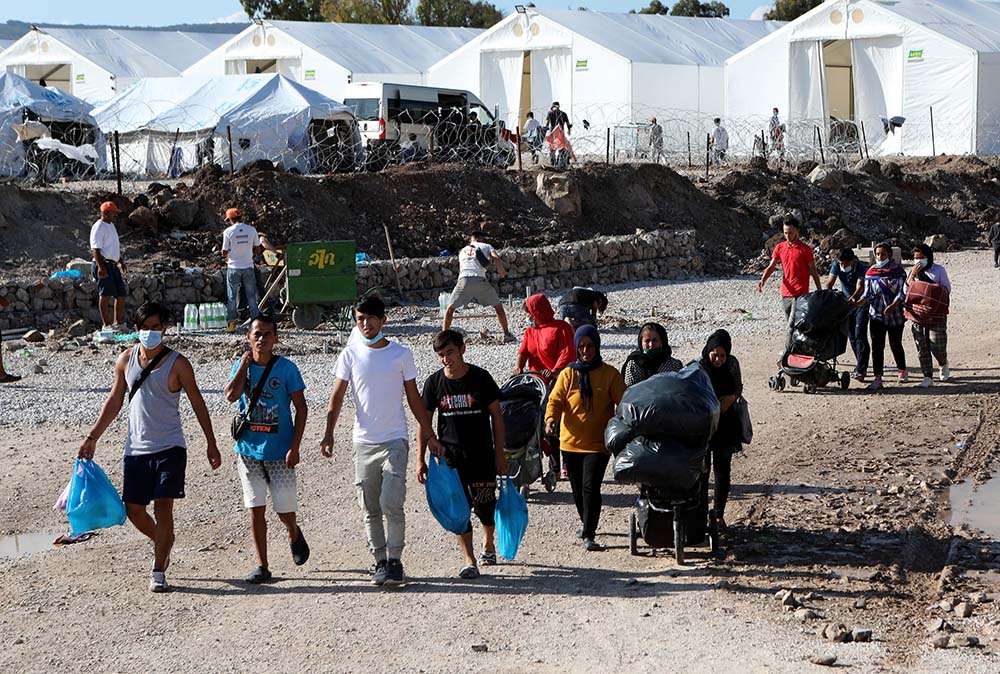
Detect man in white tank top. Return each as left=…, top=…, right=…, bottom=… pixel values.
left=79, top=302, right=221, bottom=593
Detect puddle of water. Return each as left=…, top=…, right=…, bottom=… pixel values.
left=0, top=531, right=59, bottom=558
left=948, top=478, right=1000, bottom=540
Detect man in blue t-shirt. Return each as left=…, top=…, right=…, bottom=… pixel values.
left=825, top=247, right=870, bottom=381
left=224, top=315, right=308, bottom=584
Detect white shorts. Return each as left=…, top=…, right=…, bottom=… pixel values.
left=237, top=454, right=297, bottom=513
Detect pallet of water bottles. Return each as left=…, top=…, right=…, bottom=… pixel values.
left=180, top=302, right=228, bottom=333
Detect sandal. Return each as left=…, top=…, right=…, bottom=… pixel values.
left=459, top=564, right=480, bottom=579
left=290, top=526, right=310, bottom=566
left=0, top=374, right=21, bottom=383
left=479, top=550, right=497, bottom=566
left=245, top=565, right=272, bottom=584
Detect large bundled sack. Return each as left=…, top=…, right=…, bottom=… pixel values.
left=613, top=436, right=707, bottom=492
left=604, top=363, right=720, bottom=452
left=904, top=280, right=950, bottom=326
left=792, top=290, right=851, bottom=337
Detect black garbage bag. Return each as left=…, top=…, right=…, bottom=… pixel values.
left=790, top=328, right=848, bottom=360
left=613, top=436, right=707, bottom=492
left=501, top=382, right=542, bottom=448
left=607, top=363, right=720, bottom=449
left=792, top=290, right=851, bottom=338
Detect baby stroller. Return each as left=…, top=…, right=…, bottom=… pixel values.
left=769, top=290, right=851, bottom=394
left=607, top=365, right=722, bottom=562
left=500, top=372, right=558, bottom=499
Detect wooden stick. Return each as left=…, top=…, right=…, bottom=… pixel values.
left=383, top=223, right=404, bottom=298
left=516, top=125, right=523, bottom=175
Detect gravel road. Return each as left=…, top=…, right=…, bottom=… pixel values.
left=1, top=251, right=999, bottom=673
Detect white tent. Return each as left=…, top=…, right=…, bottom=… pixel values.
left=183, top=21, right=483, bottom=103
left=426, top=9, right=783, bottom=136
left=92, top=74, right=357, bottom=175
left=725, top=0, right=1000, bottom=157
left=0, top=27, right=238, bottom=102
left=0, top=71, right=106, bottom=177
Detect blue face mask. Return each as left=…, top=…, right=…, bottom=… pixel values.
left=915, top=258, right=929, bottom=268
left=875, top=258, right=891, bottom=268
left=360, top=331, right=384, bottom=346
left=525, top=317, right=535, bottom=328
left=138, top=330, right=162, bottom=349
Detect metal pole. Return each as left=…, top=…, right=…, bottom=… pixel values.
left=857, top=124, right=864, bottom=161
left=113, top=130, right=122, bottom=196
left=817, top=126, right=825, bottom=164
left=606, top=127, right=611, bottom=164
left=382, top=223, right=404, bottom=298
left=515, top=125, right=523, bottom=175
left=704, top=133, right=710, bottom=180
left=860, top=121, right=870, bottom=159
left=226, top=125, right=235, bottom=176
left=612, top=128, right=616, bottom=162
left=761, top=130, right=767, bottom=159
left=687, top=130, right=692, bottom=168
left=812, top=126, right=817, bottom=162
left=929, top=106, right=936, bottom=156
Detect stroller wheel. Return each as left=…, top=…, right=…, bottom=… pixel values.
left=776, top=376, right=786, bottom=392
left=767, top=375, right=778, bottom=391
left=543, top=471, right=557, bottom=493
left=629, top=511, right=639, bottom=556
left=519, top=484, right=530, bottom=501
left=840, top=371, right=851, bottom=390
left=673, top=516, right=685, bottom=565
left=803, top=383, right=817, bottom=394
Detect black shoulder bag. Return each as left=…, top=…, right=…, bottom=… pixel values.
left=231, top=355, right=279, bottom=440
left=128, top=347, right=172, bottom=403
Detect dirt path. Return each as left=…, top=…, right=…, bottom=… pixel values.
left=2, top=252, right=1000, bottom=673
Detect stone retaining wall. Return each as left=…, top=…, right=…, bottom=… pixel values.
left=0, top=229, right=702, bottom=330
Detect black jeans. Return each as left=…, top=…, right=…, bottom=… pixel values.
left=870, top=319, right=906, bottom=377
left=562, top=451, right=610, bottom=539
left=704, top=447, right=734, bottom=518
left=848, top=306, right=871, bottom=376
left=993, top=245, right=1000, bottom=267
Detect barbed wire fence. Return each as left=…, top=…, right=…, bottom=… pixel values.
left=1, top=100, right=991, bottom=190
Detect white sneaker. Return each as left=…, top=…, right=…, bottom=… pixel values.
left=919, top=376, right=933, bottom=388
left=898, top=370, right=909, bottom=383
left=939, top=364, right=951, bottom=382
left=149, top=570, right=169, bottom=593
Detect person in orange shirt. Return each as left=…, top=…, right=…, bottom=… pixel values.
left=544, top=325, right=625, bottom=551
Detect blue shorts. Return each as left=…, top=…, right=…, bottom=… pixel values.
left=92, top=261, right=127, bottom=298
left=123, top=446, right=187, bottom=505
left=558, top=303, right=595, bottom=326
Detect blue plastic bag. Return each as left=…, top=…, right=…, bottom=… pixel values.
left=495, top=477, right=528, bottom=560
left=65, top=459, right=127, bottom=534
left=49, top=269, right=83, bottom=280
left=425, top=456, right=471, bottom=535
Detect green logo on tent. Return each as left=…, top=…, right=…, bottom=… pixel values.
left=75, top=74, right=85, bottom=82
left=305, top=69, right=316, bottom=80
left=575, top=60, right=588, bottom=70
left=908, top=49, right=924, bottom=60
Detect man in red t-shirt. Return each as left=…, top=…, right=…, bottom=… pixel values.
left=757, top=216, right=821, bottom=349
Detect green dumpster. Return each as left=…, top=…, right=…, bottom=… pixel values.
left=284, top=240, right=356, bottom=329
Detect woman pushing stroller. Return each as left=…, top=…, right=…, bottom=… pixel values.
left=700, top=329, right=743, bottom=532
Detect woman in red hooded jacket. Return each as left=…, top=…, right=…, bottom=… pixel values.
left=513, top=294, right=576, bottom=382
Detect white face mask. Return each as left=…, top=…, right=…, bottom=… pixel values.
left=915, top=258, right=929, bottom=268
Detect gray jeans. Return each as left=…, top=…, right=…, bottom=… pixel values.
left=782, top=296, right=797, bottom=350
left=353, top=439, right=408, bottom=562
left=226, top=267, right=260, bottom=323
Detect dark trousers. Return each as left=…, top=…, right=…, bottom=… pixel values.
left=704, top=447, right=734, bottom=517
left=562, top=451, right=610, bottom=539
left=870, top=319, right=906, bottom=377
left=848, top=306, right=871, bottom=376
left=993, top=245, right=1000, bottom=267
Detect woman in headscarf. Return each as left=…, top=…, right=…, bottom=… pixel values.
left=699, top=329, right=743, bottom=532
left=513, top=294, right=576, bottom=384
left=905, top=243, right=952, bottom=387
left=857, top=242, right=908, bottom=391
left=621, top=322, right=683, bottom=387
left=544, top=325, right=625, bottom=551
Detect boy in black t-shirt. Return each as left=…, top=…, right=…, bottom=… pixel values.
left=418, top=330, right=507, bottom=579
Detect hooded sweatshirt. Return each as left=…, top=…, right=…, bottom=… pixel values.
left=518, top=294, right=576, bottom=377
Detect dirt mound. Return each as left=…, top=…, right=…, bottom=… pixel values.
left=0, top=185, right=93, bottom=274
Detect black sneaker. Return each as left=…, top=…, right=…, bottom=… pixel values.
left=372, top=559, right=388, bottom=586
left=290, top=527, right=310, bottom=566
left=384, top=559, right=405, bottom=586
left=245, top=566, right=272, bottom=584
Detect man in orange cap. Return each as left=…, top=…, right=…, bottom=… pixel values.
left=90, top=201, right=128, bottom=331
left=222, top=207, right=263, bottom=333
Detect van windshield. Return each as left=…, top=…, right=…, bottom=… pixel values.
left=344, top=98, right=379, bottom=121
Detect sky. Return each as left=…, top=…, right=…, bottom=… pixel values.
left=1, top=0, right=772, bottom=27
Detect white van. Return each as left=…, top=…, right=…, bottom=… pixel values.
left=343, top=81, right=498, bottom=150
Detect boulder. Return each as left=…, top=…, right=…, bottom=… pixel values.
left=882, top=162, right=903, bottom=181
left=535, top=170, right=581, bottom=219
left=854, top=158, right=882, bottom=177
left=157, top=199, right=199, bottom=230
left=153, top=188, right=175, bottom=207
left=924, top=234, right=948, bottom=251
left=828, top=227, right=858, bottom=250
left=22, top=329, right=44, bottom=343
left=808, top=166, right=844, bottom=191
left=132, top=193, right=150, bottom=209
left=147, top=182, right=170, bottom=195
left=128, top=206, right=158, bottom=232
left=66, top=257, right=93, bottom=279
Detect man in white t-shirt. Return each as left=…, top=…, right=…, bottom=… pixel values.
left=711, top=118, right=729, bottom=164
left=443, top=231, right=514, bottom=342
left=90, top=201, right=128, bottom=331
left=221, top=207, right=262, bottom=333
left=321, top=295, right=442, bottom=587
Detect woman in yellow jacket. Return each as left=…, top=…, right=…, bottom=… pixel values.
left=545, top=325, right=625, bottom=551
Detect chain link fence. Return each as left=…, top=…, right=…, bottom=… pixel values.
left=2, top=100, right=991, bottom=187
